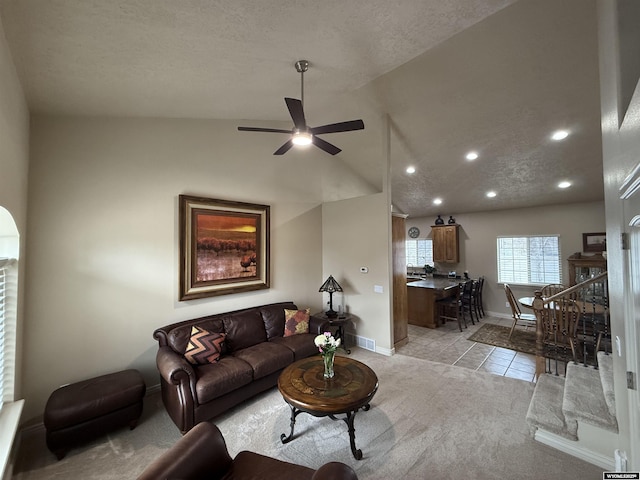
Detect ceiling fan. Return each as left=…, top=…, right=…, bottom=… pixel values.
left=237, top=60, right=365, bottom=155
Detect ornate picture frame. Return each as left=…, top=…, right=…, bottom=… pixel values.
left=179, top=195, right=270, bottom=300
left=582, top=232, right=606, bottom=253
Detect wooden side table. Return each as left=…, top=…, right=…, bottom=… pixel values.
left=318, top=313, right=352, bottom=354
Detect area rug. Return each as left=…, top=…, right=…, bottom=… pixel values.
left=467, top=323, right=537, bottom=355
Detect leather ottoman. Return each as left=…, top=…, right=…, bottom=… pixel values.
left=44, top=369, right=146, bottom=459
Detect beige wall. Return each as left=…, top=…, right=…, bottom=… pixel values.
left=22, top=114, right=378, bottom=422
left=0, top=15, right=29, bottom=402
left=405, top=201, right=605, bottom=315
left=322, top=193, right=393, bottom=353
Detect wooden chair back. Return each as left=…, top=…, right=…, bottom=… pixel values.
left=541, top=283, right=568, bottom=298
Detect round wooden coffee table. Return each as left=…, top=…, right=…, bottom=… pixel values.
left=277, top=356, right=378, bottom=460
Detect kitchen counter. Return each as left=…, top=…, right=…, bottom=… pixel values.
left=407, top=277, right=462, bottom=289
left=407, top=278, right=462, bottom=328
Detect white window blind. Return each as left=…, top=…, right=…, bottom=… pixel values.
left=497, top=236, right=561, bottom=285
left=0, top=258, right=17, bottom=411
left=406, top=238, right=433, bottom=267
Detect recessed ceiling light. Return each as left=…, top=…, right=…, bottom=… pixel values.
left=486, top=191, right=497, bottom=198
left=465, top=151, right=478, bottom=161
left=406, top=166, right=416, bottom=174
left=433, top=198, right=442, bottom=205
left=558, top=181, right=571, bottom=189
left=551, top=130, right=569, bottom=141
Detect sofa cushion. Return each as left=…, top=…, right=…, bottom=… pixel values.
left=184, top=327, right=226, bottom=365
left=232, top=342, right=294, bottom=379
left=195, top=356, right=254, bottom=404
left=222, top=310, right=267, bottom=352
left=284, top=308, right=310, bottom=337
left=260, top=302, right=297, bottom=339
left=270, top=333, right=319, bottom=360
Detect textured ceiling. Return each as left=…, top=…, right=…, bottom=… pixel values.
left=0, top=0, right=603, bottom=219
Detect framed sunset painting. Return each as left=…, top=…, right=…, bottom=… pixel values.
left=179, top=195, right=270, bottom=300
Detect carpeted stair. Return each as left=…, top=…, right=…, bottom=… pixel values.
left=526, top=351, right=618, bottom=440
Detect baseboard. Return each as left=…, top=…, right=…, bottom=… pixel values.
left=486, top=311, right=512, bottom=320
left=534, top=429, right=615, bottom=470
left=376, top=345, right=394, bottom=356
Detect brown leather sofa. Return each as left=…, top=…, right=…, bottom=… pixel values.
left=154, top=302, right=328, bottom=433
left=137, top=421, right=358, bottom=480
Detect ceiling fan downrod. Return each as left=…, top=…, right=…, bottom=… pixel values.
left=295, top=60, right=309, bottom=107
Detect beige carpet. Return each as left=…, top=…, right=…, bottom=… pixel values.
left=12, top=349, right=603, bottom=480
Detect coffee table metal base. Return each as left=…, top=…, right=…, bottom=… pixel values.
left=280, top=403, right=371, bottom=460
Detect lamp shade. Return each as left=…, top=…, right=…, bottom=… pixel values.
left=318, top=275, right=343, bottom=293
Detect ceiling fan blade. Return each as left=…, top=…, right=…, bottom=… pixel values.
left=285, top=97, right=307, bottom=130
left=312, top=136, right=341, bottom=155
left=274, top=139, right=294, bottom=155
left=238, top=126, right=292, bottom=134
left=311, top=119, right=365, bottom=135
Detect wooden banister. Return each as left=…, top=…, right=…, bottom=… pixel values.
left=532, top=272, right=608, bottom=376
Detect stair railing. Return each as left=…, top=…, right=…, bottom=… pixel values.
left=532, top=272, right=609, bottom=377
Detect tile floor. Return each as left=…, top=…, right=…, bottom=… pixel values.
left=396, top=313, right=539, bottom=382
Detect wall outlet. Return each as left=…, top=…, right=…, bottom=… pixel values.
left=506, top=301, right=510, bottom=308
left=374, top=285, right=384, bottom=293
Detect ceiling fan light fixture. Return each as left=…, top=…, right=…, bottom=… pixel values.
left=292, top=130, right=313, bottom=146
left=237, top=60, right=364, bottom=155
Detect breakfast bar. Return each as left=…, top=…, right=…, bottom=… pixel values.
left=407, top=277, right=462, bottom=328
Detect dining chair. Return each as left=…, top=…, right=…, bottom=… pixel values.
left=437, top=283, right=466, bottom=332
left=504, top=283, right=537, bottom=340
left=537, top=297, right=581, bottom=373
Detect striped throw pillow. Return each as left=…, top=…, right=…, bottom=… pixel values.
left=184, top=326, right=226, bottom=365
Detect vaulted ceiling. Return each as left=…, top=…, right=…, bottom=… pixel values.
left=0, top=0, right=603, bottom=218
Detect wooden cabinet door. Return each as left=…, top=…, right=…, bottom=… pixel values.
left=432, top=225, right=459, bottom=263
left=392, top=215, right=408, bottom=347
left=432, top=226, right=446, bottom=262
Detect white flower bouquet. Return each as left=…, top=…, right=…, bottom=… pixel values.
left=314, top=332, right=341, bottom=354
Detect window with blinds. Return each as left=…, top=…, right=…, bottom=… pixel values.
left=0, top=258, right=17, bottom=411
left=406, top=238, right=434, bottom=267
left=497, top=236, right=561, bottom=285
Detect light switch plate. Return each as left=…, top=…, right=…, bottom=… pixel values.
left=374, top=285, right=383, bottom=293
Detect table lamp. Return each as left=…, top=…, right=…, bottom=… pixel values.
left=319, top=275, right=343, bottom=318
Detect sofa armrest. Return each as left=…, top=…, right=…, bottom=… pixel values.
left=309, top=315, right=330, bottom=335
left=156, top=345, right=199, bottom=432
left=312, top=462, right=359, bottom=480
left=137, top=422, right=233, bottom=480
left=156, top=345, right=196, bottom=388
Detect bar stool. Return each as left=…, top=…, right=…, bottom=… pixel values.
left=436, top=283, right=466, bottom=332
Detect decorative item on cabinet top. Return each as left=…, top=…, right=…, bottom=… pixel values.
left=448, top=216, right=456, bottom=224
left=408, top=226, right=420, bottom=238
left=434, top=215, right=445, bottom=225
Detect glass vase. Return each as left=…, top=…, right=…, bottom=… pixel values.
left=323, top=351, right=335, bottom=378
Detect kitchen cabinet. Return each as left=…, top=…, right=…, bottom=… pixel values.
left=431, top=224, right=459, bottom=263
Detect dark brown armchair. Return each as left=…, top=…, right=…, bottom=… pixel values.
left=137, top=421, right=358, bottom=480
